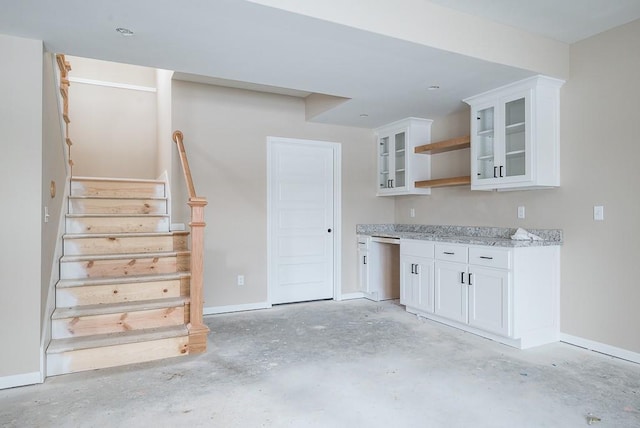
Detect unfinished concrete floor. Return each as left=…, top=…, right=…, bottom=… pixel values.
left=2, top=299, right=640, bottom=427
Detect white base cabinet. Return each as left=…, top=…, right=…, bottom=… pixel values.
left=400, top=241, right=434, bottom=313
left=401, top=239, right=559, bottom=349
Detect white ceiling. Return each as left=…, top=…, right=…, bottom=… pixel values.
left=1, top=0, right=639, bottom=128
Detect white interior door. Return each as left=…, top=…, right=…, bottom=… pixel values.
left=268, top=138, right=336, bottom=304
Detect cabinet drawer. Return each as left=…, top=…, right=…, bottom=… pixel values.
left=434, top=244, right=468, bottom=263
left=469, top=247, right=511, bottom=269
left=400, top=240, right=434, bottom=258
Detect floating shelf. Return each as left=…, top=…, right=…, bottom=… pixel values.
left=414, top=135, right=471, bottom=154
left=415, top=176, right=471, bottom=188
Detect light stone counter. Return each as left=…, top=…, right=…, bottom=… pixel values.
left=356, top=224, right=562, bottom=247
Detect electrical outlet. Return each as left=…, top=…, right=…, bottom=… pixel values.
left=594, top=205, right=604, bottom=221
left=517, top=206, right=525, bottom=219
left=237, top=275, right=245, bottom=286
left=410, top=208, right=415, bottom=218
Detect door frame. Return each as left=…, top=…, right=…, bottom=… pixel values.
left=266, top=136, right=342, bottom=304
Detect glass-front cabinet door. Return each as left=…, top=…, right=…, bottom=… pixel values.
left=378, top=136, right=391, bottom=190
left=474, top=106, right=495, bottom=181
left=504, top=97, right=527, bottom=178
left=393, top=132, right=406, bottom=188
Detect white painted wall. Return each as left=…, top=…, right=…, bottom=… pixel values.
left=171, top=82, right=394, bottom=308
left=0, top=34, right=43, bottom=383
left=248, top=0, right=569, bottom=79
left=66, top=56, right=158, bottom=179
left=394, top=19, right=640, bottom=354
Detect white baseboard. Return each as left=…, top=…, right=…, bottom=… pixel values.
left=204, top=301, right=272, bottom=315
left=560, top=333, right=640, bottom=364
left=0, top=371, right=42, bottom=390
left=340, top=292, right=364, bottom=301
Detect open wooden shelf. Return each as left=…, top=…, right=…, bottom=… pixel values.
left=415, top=176, right=471, bottom=189
left=414, top=135, right=470, bottom=154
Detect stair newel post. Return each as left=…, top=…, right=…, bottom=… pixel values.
left=172, top=130, right=210, bottom=353
left=187, top=197, right=208, bottom=353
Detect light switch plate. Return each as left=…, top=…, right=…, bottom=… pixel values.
left=517, top=206, right=525, bottom=219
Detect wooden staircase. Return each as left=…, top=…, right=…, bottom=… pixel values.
left=46, top=177, right=195, bottom=376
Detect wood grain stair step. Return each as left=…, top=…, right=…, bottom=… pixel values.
left=56, top=273, right=190, bottom=306
left=66, top=214, right=170, bottom=234
left=46, top=325, right=190, bottom=376
left=51, top=297, right=188, bottom=339
left=47, top=324, right=188, bottom=354
left=60, top=251, right=190, bottom=279
left=69, top=196, right=168, bottom=215
left=71, top=177, right=166, bottom=198
left=52, top=297, right=188, bottom=319
left=63, top=232, right=188, bottom=256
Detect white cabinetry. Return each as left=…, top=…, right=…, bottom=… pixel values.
left=400, top=239, right=560, bottom=349
left=400, top=240, right=434, bottom=313
left=376, top=118, right=432, bottom=196
left=464, top=75, right=564, bottom=191
left=357, top=235, right=371, bottom=297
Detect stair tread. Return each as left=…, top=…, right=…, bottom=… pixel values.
left=61, top=250, right=189, bottom=263
left=66, top=214, right=170, bottom=218
left=47, top=325, right=188, bottom=354
left=72, top=176, right=166, bottom=185
left=57, top=272, right=190, bottom=288
left=69, top=195, right=167, bottom=200
left=63, top=231, right=188, bottom=239
left=53, top=297, right=188, bottom=319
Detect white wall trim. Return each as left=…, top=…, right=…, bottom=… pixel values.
left=204, top=301, right=272, bottom=315
left=0, top=371, right=41, bottom=390
left=340, top=292, right=364, bottom=301
left=560, top=333, right=640, bottom=365
left=68, top=77, right=157, bottom=93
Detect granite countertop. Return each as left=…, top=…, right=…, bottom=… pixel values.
left=356, top=224, right=563, bottom=248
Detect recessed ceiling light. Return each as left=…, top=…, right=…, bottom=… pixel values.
left=427, top=85, right=440, bottom=91
left=116, top=27, right=135, bottom=36
left=359, top=114, right=369, bottom=117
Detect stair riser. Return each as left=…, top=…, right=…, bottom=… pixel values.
left=60, top=254, right=190, bottom=280
left=63, top=235, right=187, bottom=256
left=69, top=198, right=167, bottom=215
left=56, top=278, right=185, bottom=306
left=52, top=307, right=186, bottom=339
left=71, top=180, right=165, bottom=198
left=66, top=216, right=170, bottom=234
left=47, top=336, right=189, bottom=376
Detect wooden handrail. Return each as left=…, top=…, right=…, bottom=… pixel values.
left=172, top=131, right=197, bottom=199
left=172, top=130, right=209, bottom=354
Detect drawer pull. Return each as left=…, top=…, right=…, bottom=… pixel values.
left=479, top=256, right=494, bottom=260
left=444, top=251, right=455, bottom=255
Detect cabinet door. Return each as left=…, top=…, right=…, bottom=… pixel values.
left=468, top=266, right=510, bottom=336
left=471, top=103, right=497, bottom=183
left=414, top=257, right=434, bottom=313
left=401, top=255, right=434, bottom=313
left=392, top=131, right=407, bottom=190
left=357, top=248, right=370, bottom=297
left=434, top=261, right=468, bottom=323
left=378, top=135, right=392, bottom=192
left=502, top=92, right=531, bottom=183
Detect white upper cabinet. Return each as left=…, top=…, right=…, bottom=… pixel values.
left=464, top=76, right=565, bottom=191
left=375, top=117, right=432, bottom=196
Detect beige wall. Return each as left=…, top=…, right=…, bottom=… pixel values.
left=395, top=19, right=640, bottom=354
left=41, top=53, right=68, bottom=320
left=171, top=82, right=394, bottom=307
left=67, top=57, right=158, bottom=179
left=0, top=34, right=43, bottom=380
